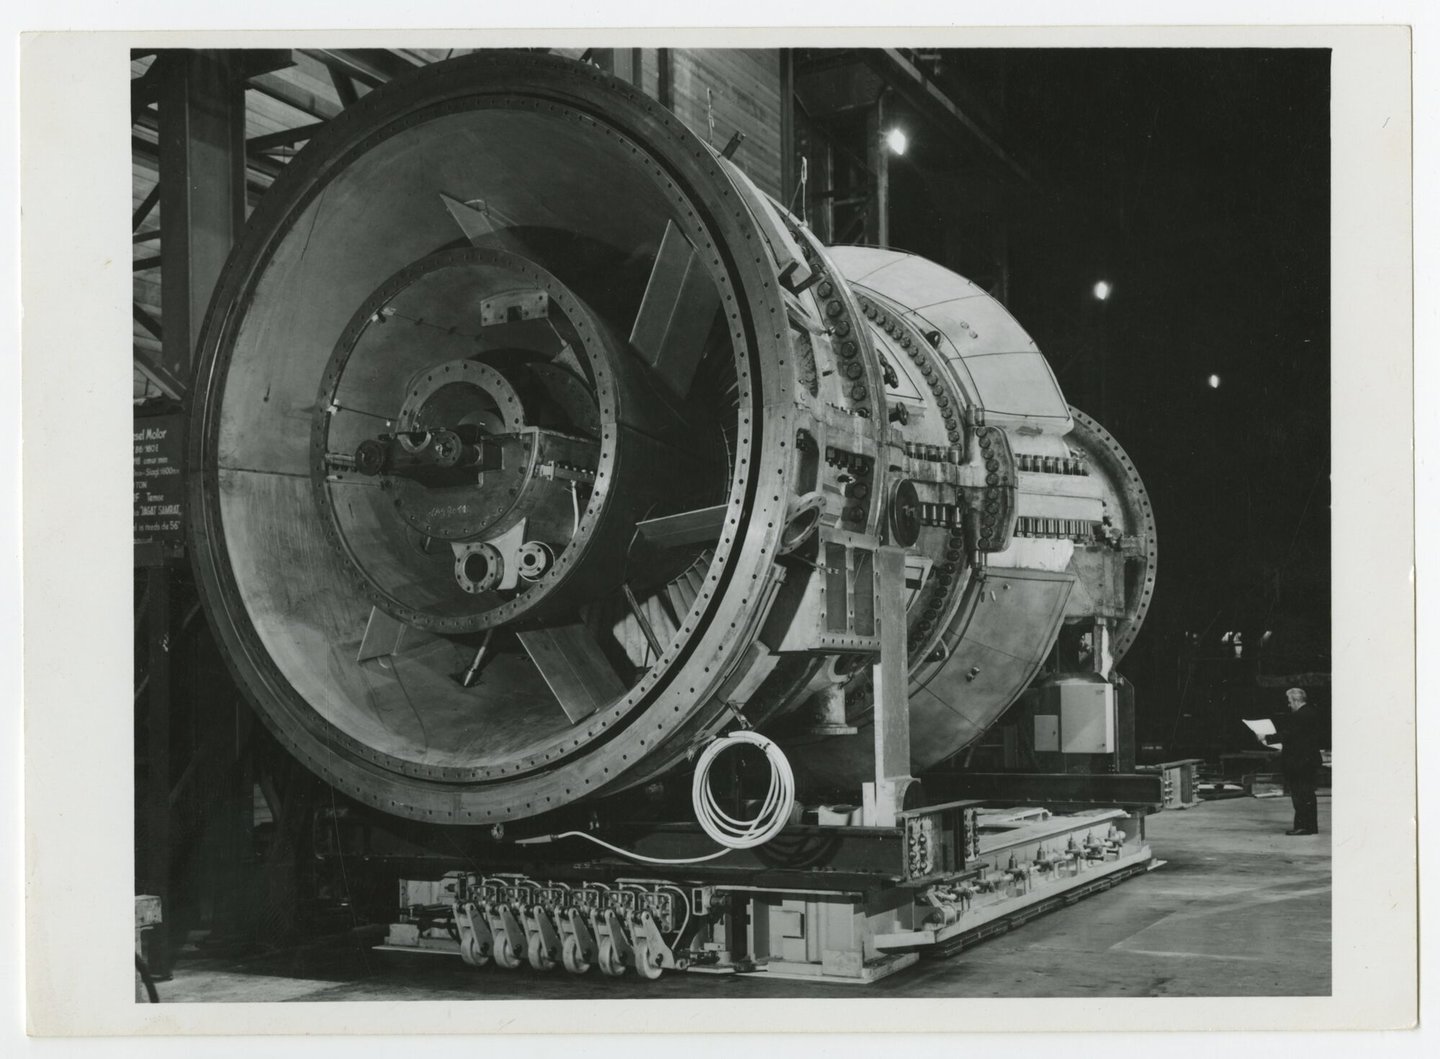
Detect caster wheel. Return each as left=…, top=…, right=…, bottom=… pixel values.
left=461, top=934, right=490, bottom=968
left=527, top=932, right=557, bottom=971
left=632, top=938, right=663, bottom=980
left=597, top=937, right=626, bottom=977
left=562, top=934, right=591, bottom=974
left=494, top=933, right=521, bottom=969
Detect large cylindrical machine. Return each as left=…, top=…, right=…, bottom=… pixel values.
left=188, top=52, right=1155, bottom=829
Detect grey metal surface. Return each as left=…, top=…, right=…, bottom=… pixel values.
left=516, top=623, right=627, bottom=724
left=187, top=52, right=1156, bottom=826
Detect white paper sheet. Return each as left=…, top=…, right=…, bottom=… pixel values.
left=1242, top=717, right=1280, bottom=750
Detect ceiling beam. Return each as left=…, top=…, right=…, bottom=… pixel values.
left=302, top=48, right=422, bottom=88
left=248, top=70, right=343, bottom=122
left=864, top=48, right=1037, bottom=188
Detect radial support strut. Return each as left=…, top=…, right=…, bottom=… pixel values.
left=517, top=623, right=626, bottom=724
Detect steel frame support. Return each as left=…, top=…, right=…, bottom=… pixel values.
left=157, top=50, right=247, bottom=380
left=141, top=49, right=252, bottom=964
left=867, top=92, right=890, bottom=249
left=139, top=564, right=172, bottom=975
left=863, top=48, right=1036, bottom=188
left=657, top=48, right=674, bottom=111
left=304, top=48, right=420, bottom=88
left=779, top=50, right=796, bottom=211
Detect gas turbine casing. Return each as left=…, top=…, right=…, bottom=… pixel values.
left=186, top=52, right=1156, bottom=825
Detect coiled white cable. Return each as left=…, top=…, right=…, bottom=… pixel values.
left=691, top=730, right=795, bottom=850
left=514, top=730, right=795, bottom=865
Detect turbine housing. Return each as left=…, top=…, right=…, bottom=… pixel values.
left=188, top=52, right=1156, bottom=826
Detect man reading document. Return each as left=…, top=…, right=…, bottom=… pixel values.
left=1263, top=688, right=1323, bottom=835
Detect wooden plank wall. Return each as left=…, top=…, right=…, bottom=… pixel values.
left=592, top=48, right=784, bottom=198
left=670, top=49, right=783, bottom=199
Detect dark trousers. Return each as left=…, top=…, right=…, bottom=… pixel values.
left=1286, top=769, right=1319, bottom=832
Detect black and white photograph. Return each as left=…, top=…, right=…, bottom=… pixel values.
left=16, top=17, right=1418, bottom=1042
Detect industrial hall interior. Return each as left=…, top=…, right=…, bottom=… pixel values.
left=131, top=45, right=1331, bottom=1001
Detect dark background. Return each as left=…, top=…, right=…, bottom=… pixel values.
left=878, top=49, right=1331, bottom=755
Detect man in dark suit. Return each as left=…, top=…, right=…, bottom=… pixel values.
left=1265, top=687, right=1323, bottom=835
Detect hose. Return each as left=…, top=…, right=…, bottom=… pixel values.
left=515, top=829, right=733, bottom=866
left=691, top=730, right=795, bottom=850
left=515, top=731, right=795, bottom=865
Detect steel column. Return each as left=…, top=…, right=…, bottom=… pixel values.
left=779, top=50, right=796, bottom=209
left=868, top=94, right=890, bottom=249
left=864, top=546, right=913, bottom=825
left=148, top=50, right=249, bottom=958
left=657, top=48, right=674, bottom=111
left=140, top=565, right=172, bottom=975
left=157, top=50, right=247, bottom=380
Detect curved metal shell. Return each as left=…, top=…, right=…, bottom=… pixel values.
left=189, top=53, right=803, bottom=823
left=187, top=54, right=1156, bottom=825
left=788, top=249, right=1157, bottom=790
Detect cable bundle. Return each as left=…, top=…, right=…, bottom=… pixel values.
left=691, top=730, right=795, bottom=850
left=516, top=730, right=795, bottom=865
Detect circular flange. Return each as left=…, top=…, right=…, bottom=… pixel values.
left=397, top=357, right=525, bottom=435
left=454, top=542, right=504, bottom=594
left=311, top=243, right=620, bottom=631
left=188, top=52, right=796, bottom=823
left=1066, top=404, right=1158, bottom=664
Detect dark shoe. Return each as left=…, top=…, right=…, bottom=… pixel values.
left=1285, top=829, right=1318, bottom=835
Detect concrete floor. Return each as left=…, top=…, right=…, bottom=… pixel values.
left=156, top=792, right=1330, bottom=1001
